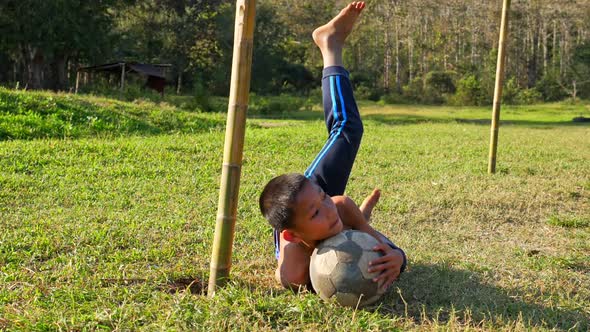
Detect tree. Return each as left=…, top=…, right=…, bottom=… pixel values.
left=0, top=0, right=131, bottom=90
left=113, top=0, right=229, bottom=94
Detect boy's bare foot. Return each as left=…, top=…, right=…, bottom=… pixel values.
left=360, top=188, right=381, bottom=222
left=312, top=2, right=366, bottom=67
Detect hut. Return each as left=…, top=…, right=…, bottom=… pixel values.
left=75, top=62, right=171, bottom=96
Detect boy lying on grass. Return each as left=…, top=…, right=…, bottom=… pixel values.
left=259, top=2, right=407, bottom=292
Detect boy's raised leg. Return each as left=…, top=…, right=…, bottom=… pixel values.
left=312, top=1, right=366, bottom=68
left=274, top=3, right=367, bottom=290
left=304, top=2, right=365, bottom=196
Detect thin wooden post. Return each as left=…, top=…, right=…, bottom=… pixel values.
left=177, top=72, right=182, bottom=95
left=75, top=70, right=80, bottom=94
left=208, top=0, right=256, bottom=297
left=488, top=0, right=511, bottom=174
left=120, top=63, right=126, bottom=92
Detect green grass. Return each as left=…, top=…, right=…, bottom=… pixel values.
left=547, top=214, right=590, bottom=228
left=1, top=90, right=589, bottom=331
left=0, top=87, right=320, bottom=141
left=0, top=88, right=229, bottom=140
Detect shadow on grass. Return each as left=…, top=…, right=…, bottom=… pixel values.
left=378, top=263, right=588, bottom=330
left=365, top=113, right=590, bottom=128
left=99, top=276, right=206, bottom=295
left=248, top=110, right=589, bottom=128
left=248, top=111, right=325, bottom=122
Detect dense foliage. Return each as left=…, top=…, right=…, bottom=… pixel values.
left=1, top=0, right=589, bottom=104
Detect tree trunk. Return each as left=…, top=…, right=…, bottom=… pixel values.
left=471, top=26, right=477, bottom=65
left=455, top=32, right=460, bottom=66
left=572, top=80, right=577, bottom=101
left=564, top=22, right=570, bottom=70
left=27, top=46, right=44, bottom=90
left=177, top=71, right=183, bottom=94
left=560, top=22, right=567, bottom=77
left=528, top=26, right=538, bottom=88
left=383, top=27, right=391, bottom=91
left=552, top=20, right=558, bottom=68
left=51, top=53, right=68, bottom=91
left=12, top=62, right=18, bottom=84
left=408, top=38, right=413, bottom=82
left=542, top=21, right=548, bottom=72
left=395, top=24, right=402, bottom=93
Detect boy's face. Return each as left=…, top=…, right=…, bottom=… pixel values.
left=290, top=181, right=343, bottom=243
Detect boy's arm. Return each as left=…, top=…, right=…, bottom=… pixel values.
left=333, top=195, right=407, bottom=289
left=332, top=195, right=385, bottom=242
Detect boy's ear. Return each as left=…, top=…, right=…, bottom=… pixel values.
left=282, top=230, right=302, bottom=243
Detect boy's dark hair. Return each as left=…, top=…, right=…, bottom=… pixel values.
left=259, top=173, right=309, bottom=231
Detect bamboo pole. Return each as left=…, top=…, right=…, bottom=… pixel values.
left=488, top=0, right=511, bottom=174
left=208, top=0, right=256, bottom=297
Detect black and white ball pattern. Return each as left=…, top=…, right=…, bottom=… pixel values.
left=309, top=230, right=385, bottom=307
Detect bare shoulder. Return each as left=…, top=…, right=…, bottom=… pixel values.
left=332, top=195, right=358, bottom=222
left=331, top=195, right=357, bottom=209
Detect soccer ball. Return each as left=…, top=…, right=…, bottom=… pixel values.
left=309, top=230, right=385, bottom=308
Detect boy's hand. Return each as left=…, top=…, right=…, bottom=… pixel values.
left=368, top=243, right=404, bottom=291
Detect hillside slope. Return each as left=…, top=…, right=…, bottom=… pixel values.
left=0, top=88, right=225, bottom=140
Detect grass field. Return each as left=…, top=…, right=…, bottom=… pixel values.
left=1, top=89, right=589, bottom=331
